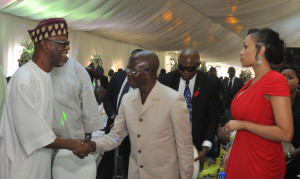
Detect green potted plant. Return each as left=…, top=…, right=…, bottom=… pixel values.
left=18, top=36, right=34, bottom=67
left=90, top=53, right=103, bottom=68
left=168, top=51, right=179, bottom=71
left=199, top=61, right=208, bottom=73
left=239, top=70, right=253, bottom=83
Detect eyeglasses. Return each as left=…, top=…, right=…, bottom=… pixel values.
left=125, top=67, right=149, bottom=75
left=44, top=39, right=70, bottom=47
left=178, top=64, right=198, bottom=72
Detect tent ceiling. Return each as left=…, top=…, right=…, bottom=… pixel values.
left=1, top=0, right=300, bottom=66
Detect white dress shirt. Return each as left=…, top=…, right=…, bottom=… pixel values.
left=228, top=76, right=236, bottom=87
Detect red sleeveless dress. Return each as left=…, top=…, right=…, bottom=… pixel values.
left=225, top=71, right=290, bottom=179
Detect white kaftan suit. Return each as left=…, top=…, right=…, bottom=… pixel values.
left=0, top=61, right=56, bottom=179
left=51, top=58, right=103, bottom=139
left=95, top=82, right=194, bottom=179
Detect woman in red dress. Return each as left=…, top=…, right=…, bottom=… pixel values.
left=224, top=28, right=294, bottom=179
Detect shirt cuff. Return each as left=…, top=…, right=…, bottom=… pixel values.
left=202, top=140, right=212, bottom=150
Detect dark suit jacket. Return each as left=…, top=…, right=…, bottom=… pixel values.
left=285, top=93, right=300, bottom=178
left=221, top=77, right=244, bottom=109
left=94, top=75, right=109, bottom=89
left=159, top=70, right=223, bottom=151
left=103, top=71, right=126, bottom=121
left=86, top=68, right=109, bottom=89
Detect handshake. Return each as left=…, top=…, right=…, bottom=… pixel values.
left=71, top=138, right=96, bottom=159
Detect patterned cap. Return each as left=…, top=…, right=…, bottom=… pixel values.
left=28, top=18, right=68, bottom=43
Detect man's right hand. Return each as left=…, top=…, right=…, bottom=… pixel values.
left=72, top=139, right=96, bottom=159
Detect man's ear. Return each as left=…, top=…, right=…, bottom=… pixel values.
left=39, top=40, right=48, bottom=53
left=145, top=69, right=152, bottom=79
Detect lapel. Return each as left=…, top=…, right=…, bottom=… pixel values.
left=132, top=82, right=160, bottom=116
left=132, top=89, right=142, bottom=112
left=192, top=71, right=201, bottom=102
left=224, top=78, right=229, bottom=91
left=231, top=77, right=238, bottom=91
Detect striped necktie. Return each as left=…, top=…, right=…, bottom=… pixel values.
left=184, top=80, right=192, bottom=125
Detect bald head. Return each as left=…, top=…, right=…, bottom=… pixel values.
left=131, top=51, right=160, bottom=78
left=178, top=48, right=200, bottom=81
left=126, top=51, right=160, bottom=90
left=179, top=48, right=200, bottom=62
left=94, top=86, right=106, bottom=104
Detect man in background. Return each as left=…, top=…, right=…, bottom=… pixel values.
left=208, top=66, right=222, bottom=91
left=159, top=48, right=223, bottom=170
left=94, top=86, right=108, bottom=127
left=220, top=67, right=244, bottom=124
left=108, top=69, right=114, bottom=80
left=158, top=68, right=166, bottom=78
left=51, top=56, right=103, bottom=140
left=93, top=66, right=108, bottom=89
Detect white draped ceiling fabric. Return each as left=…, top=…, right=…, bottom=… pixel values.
left=1, top=0, right=300, bottom=76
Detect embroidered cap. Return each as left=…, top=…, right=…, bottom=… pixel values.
left=28, top=18, right=68, bottom=43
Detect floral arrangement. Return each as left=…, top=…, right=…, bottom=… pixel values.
left=239, top=70, right=253, bottom=83
left=199, top=60, right=208, bottom=72
left=90, top=53, right=103, bottom=68
left=18, top=36, right=34, bottom=66
left=168, top=51, right=179, bottom=71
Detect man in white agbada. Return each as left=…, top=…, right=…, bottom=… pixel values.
left=0, top=18, right=92, bottom=179
left=94, top=86, right=108, bottom=127
left=51, top=57, right=103, bottom=139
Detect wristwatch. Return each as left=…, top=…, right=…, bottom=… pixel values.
left=287, top=152, right=292, bottom=159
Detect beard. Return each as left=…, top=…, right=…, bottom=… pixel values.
left=54, top=54, right=68, bottom=67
